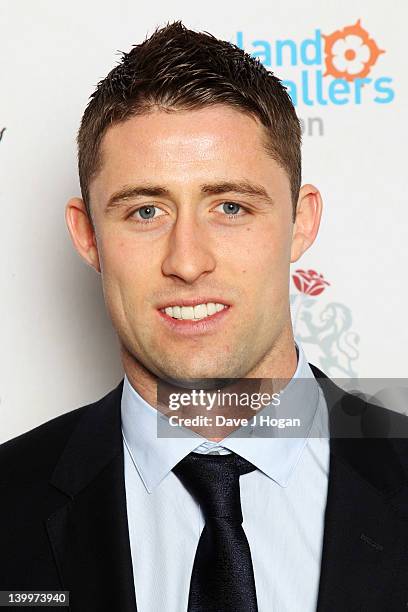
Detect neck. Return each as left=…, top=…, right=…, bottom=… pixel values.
left=121, top=324, right=298, bottom=425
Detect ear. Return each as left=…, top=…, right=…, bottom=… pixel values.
left=290, top=184, right=323, bottom=263
left=65, top=197, right=101, bottom=273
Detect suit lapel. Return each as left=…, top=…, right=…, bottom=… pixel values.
left=310, top=365, right=408, bottom=611
left=46, top=381, right=137, bottom=612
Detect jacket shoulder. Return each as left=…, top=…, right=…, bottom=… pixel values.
left=0, top=405, right=89, bottom=488
left=0, top=383, right=122, bottom=488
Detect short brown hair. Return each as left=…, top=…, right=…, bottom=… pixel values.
left=77, top=21, right=302, bottom=221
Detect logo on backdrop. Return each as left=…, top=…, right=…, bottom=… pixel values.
left=234, top=19, right=394, bottom=112
left=290, top=269, right=360, bottom=376
left=323, top=20, right=384, bottom=83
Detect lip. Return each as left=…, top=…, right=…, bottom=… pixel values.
left=157, top=304, right=231, bottom=336
left=157, top=297, right=231, bottom=309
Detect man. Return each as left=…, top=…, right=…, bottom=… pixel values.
left=1, top=21, right=408, bottom=612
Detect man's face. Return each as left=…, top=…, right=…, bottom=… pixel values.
left=87, top=105, right=303, bottom=384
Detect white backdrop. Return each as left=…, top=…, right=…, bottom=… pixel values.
left=1, top=0, right=407, bottom=443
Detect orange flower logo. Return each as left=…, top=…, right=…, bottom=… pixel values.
left=323, top=19, right=385, bottom=82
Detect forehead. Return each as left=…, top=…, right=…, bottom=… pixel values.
left=101, top=105, right=265, bottom=160
left=91, top=105, right=289, bottom=200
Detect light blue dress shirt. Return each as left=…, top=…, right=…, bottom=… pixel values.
left=121, top=342, right=330, bottom=611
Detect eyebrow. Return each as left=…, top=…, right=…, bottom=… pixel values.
left=105, top=180, right=274, bottom=211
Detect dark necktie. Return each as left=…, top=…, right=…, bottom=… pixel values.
left=172, top=451, right=259, bottom=612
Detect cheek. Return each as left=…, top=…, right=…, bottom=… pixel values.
left=231, top=228, right=292, bottom=316
left=97, top=240, right=147, bottom=317
left=99, top=235, right=147, bottom=280
left=232, top=224, right=291, bottom=277
left=99, top=239, right=148, bottom=322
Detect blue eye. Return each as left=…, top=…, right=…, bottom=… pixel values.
left=213, top=201, right=248, bottom=221
left=221, top=202, right=242, bottom=215
left=138, top=206, right=157, bottom=219
left=131, top=205, right=166, bottom=222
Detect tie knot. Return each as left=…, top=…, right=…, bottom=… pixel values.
left=172, top=451, right=256, bottom=522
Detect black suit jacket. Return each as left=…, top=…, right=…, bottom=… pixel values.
left=1, top=365, right=408, bottom=611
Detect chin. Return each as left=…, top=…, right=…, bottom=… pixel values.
left=157, top=362, right=242, bottom=390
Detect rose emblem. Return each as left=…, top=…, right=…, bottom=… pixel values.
left=292, top=269, right=330, bottom=296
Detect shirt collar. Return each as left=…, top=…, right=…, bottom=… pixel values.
left=121, top=342, right=321, bottom=492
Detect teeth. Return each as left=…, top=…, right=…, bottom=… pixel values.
left=162, top=302, right=227, bottom=320
left=181, top=306, right=194, bottom=319
left=194, top=304, right=208, bottom=319
left=207, top=302, right=216, bottom=315
left=172, top=305, right=181, bottom=319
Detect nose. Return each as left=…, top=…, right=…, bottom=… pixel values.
left=161, top=214, right=216, bottom=284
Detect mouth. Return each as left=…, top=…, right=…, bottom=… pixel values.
left=159, top=301, right=228, bottom=320
left=157, top=299, right=231, bottom=335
